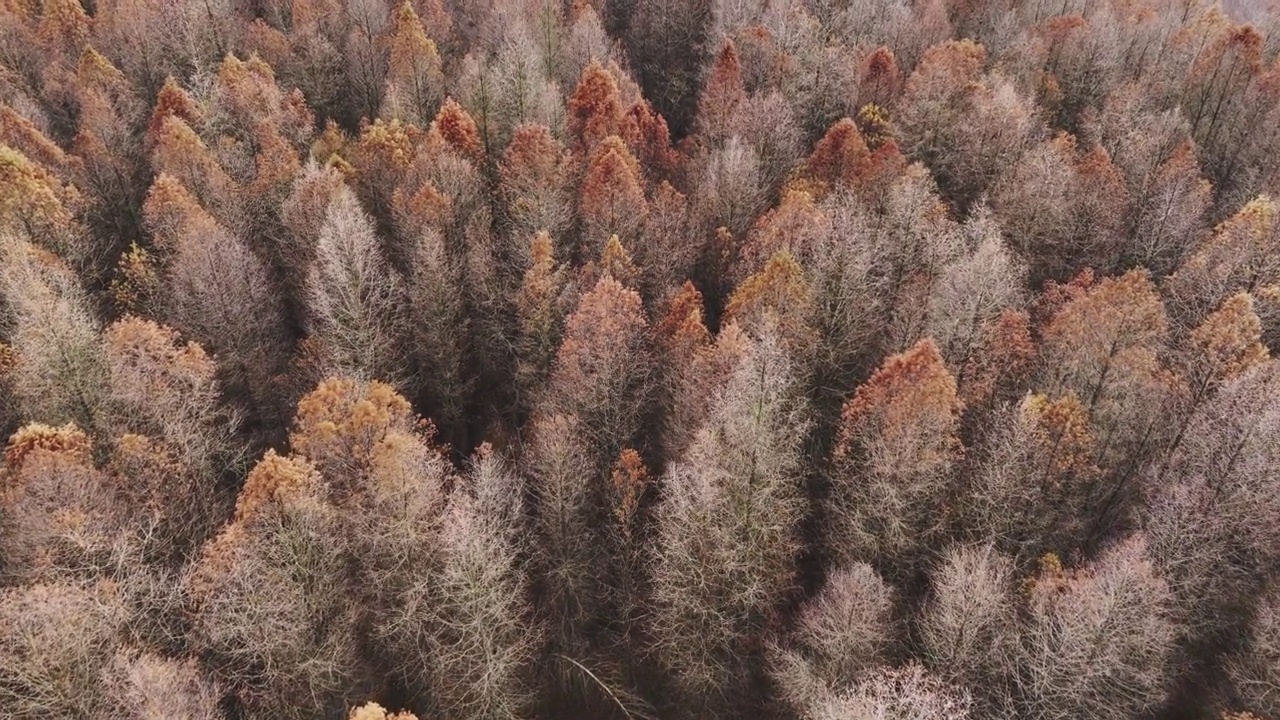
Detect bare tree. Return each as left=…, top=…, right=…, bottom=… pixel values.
left=0, top=581, right=125, bottom=720
left=0, top=239, right=106, bottom=431
left=305, top=185, right=406, bottom=384
left=769, top=563, right=897, bottom=713
left=651, top=328, right=809, bottom=714
left=1015, top=536, right=1176, bottom=720
left=919, top=544, right=1019, bottom=718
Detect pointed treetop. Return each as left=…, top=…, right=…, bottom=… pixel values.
left=696, top=37, right=746, bottom=140
left=430, top=97, right=483, bottom=160
left=600, top=234, right=640, bottom=288
left=656, top=280, right=711, bottom=361
left=836, top=337, right=961, bottom=459
left=858, top=47, right=902, bottom=105
left=36, top=0, right=90, bottom=60
left=389, top=0, right=437, bottom=68
left=1187, top=292, right=1269, bottom=383
left=0, top=106, right=72, bottom=177
left=805, top=118, right=872, bottom=191
left=579, top=135, right=647, bottom=249
left=724, top=249, right=814, bottom=352
left=568, top=59, right=623, bottom=150
left=610, top=447, right=648, bottom=536
left=147, top=77, right=203, bottom=148
left=621, top=100, right=679, bottom=182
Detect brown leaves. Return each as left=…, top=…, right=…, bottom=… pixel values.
left=568, top=59, right=623, bottom=151
left=579, top=135, right=647, bottom=251
left=836, top=338, right=962, bottom=462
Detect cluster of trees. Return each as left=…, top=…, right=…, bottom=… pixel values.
left=2, top=0, right=1280, bottom=717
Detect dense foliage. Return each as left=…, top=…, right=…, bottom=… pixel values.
left=1, top=0, right=1280, bottom=717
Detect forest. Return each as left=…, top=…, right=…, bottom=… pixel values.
left=1, top=0, right=1280, bottom=716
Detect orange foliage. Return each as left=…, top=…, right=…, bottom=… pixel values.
left=0, top=106, right=72, bottom=177
left=430, top=97, right=483, bottom=160
left=349, top=703, right=419, bottom=720
left=599, top=234, right=640, bottom=288
left=655, top=281, right=711, bottom=364
left=3, top=422, right=92, bottom=471
left=858, top=47, right=902, bottom=108
left=836, top=338, right=962, bottom=460
left=959, top=310, right=1036, bottom=408
left=290, top=377, right=417, bottom=474
left=579, top=135, right=647, bottom=249
left=724, top=249, right=814, bottom=351
left=737, top=190, right=828, bottom=276
left=696, top=39, right=746, bottom=140
left=1187, top=292, right=1269, bottom=384
left=568, top=59, right=623, bottom=150
left=1020, top=392, right=1098, bottom=483
left=232, top=450, right=325, bottom=522
left=36, top=0, right=89, bottom=61
left=392, top=180, right=453, bottom=237
left=146, top=77, right=202, bottom=149
left=621, top=100, right=679, bottom=183
left=610, top=448, right=648, bottom=537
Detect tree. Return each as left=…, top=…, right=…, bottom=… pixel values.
left=624, top=0, right=713, bottom=134
left=0, top=581, right=125, bottom=720
left=413, top=448, right=539, bottom=720
left=723, top=249, right=815, bottom=355
left=769, top=563, right=897, bottom=713
left=542, top=273, right=652, bottom=468
left=1128, top=139, right=1211, bottom=276
left=0, top=422, right=123, bottom=584
left=102, top=316, right=240, bottom=479
left=897, top=39, right=1038, bottom=211
left=0, top=145, right=91, bottom=275
left=1015, top=537, right=1176, bottom=720
left=1037, top=269, right=1173, bottom=484
left=142, top=175, right=290, bottom=420
left=925, top=209, right=1026, bottom=370
left=514, top=231, right=570, bottom=407
left=98, top=651, right=225, bottom=720
left=189, top=451, right=366, bottom=719
left=404, top=226, right=471, bottom=436
left=1226, top=583, right=1280, bottom=717
left=695, top=38, right=746, bottom=144
left=991, top=133, right=1130, bottom=283
left=651, top=330, right=809, bottom=713
left=567, top=59, right=624, bottom=151
left=305, top=185, right=405, bottom=384
left=0, top=240, right=105, bottom=431
left=1167, top=196, right=1280, bottom=331
left=578, top=135, right=648, bottom=254
left=498, top=124, right=573, bottom=246
left=829, top=338, right=962, bottom=576
left=805, top=664, right=972, bottom=720
left=1146, top=361, right=1280, bottom=662
left=380, top=0, right=445, bottom=126
left=919, top=544, right=1019, bottom=718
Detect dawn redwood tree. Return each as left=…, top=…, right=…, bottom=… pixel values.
left=769, top=563, right=897, bottom=713
left=189, top=451, right=366, bottom=719
left=380, top=0, right=445, bottom=127
left=651, top=329, right=809, bottom=715
left=141, top=175, right=290, bottom=421
left=919, top=543, right=1019, bottom=718
left=828, top=338, right=963, bottom=577
left=541, top=273, right=652, bottom=470
left=1014, top=537, right=1176, bottom=720
left=0, top=239, right=105, bottom=432
left=305, top=184, right=405, bottom=384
